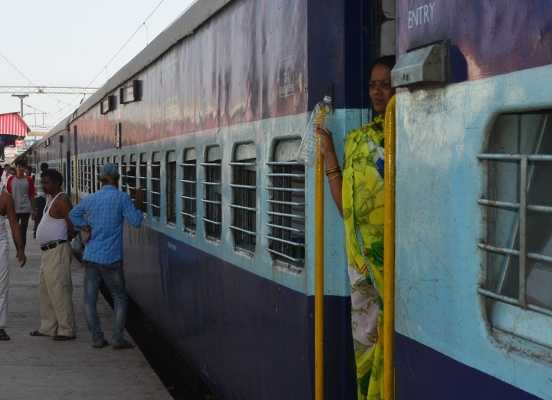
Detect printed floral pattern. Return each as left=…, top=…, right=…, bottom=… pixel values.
left=342, top=114, right=385, bottom=400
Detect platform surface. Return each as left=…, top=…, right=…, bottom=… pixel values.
left=0, top=230, right=172, bottom=400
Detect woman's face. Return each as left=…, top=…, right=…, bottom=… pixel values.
left=369, top=64, right=394, bottom=115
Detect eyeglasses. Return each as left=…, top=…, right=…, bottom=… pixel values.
left=369, top=80, right=392, bottom=90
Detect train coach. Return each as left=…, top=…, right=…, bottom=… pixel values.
left=26, top=0, right=552, bottom=399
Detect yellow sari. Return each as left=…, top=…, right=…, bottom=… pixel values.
left=342, top=114, right=385, bottom=400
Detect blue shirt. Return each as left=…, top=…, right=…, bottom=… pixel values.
left=69, top=185, right=143, bottom=265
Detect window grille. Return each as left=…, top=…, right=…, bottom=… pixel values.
left=166, top=151, right=177, bottom=225
left=266, top=138, right=305, bottom=270
left=121, top=155, right=136, bottom=199
left=85, top=160, right=89, bottom=193
left=181, top=148, right=197, bottom=233
left=121, top=155, right=128, bottom=192
left=91, top=159, right=96, bottom=193
left=62, top=162, right=67, bottom=190
left=230, top=143, right=256, bottom=255
left=139, top=153, right=148, bottom=212
left=94, top=159, right=99, bottom=191
left=202, top=146, right=222, bottom=241
left=127, top=155, right=136, bottom=201
left=151, top=152, right=161, bottom=218
left=78, top=160, right=84, bottom=192
left=479, top=112, right=552, bottom=319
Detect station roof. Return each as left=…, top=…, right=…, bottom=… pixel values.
left=0, top=112, right=29, bottom=137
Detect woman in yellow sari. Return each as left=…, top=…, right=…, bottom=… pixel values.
left=318, top=55, right=395, bottom=400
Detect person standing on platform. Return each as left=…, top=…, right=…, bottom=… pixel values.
left=69, top=163, right=144, bottom=349
left=32, top=163, right=50, bottom=239
left=30, top=169, right=76, bottom=341
left=0, top=165, right=14, bottom=192
left=0, top=188, right=27, bottom=341
left=7, top=160, right=36, bottom=250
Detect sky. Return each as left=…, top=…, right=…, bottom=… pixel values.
left=0, top=0, right=195, bottom=131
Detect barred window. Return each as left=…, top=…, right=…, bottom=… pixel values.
left=479, top=112, right=552, bottom=347
left=127, top=154, right=136, bottom=201
left=85, top=159, right=91, bottom=193
left=266, top=138, right=305, bottom=270
left=166, top=151, right=177, bottom=225
left=202, top=145, right=222, bottom=241
left=181, top=148, right=197, bottom=233
left=151, top=152, right=161, bottom=218
left=78, top=160, right=84, bottom=192
left=230, top=143, right=256, bottom=255
left=91, top=159, right=96, bottom=193
left=96, top=158, right=104, bottom=191
left=121, top=155, right=128, bottom=192
left=139, top=153, right=148, bottom=212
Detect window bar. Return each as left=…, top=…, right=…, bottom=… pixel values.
left=519, top=156, right=528, bottom=308
left=479, top=199, right=552, bottom=214
left=478, top=288, right=552, bottom=318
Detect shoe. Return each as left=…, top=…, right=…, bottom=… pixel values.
left=112, top=339, right=134, bottom=350
left=92, top=338, right=109, bottom=349
left=30, top=330, right=50, bottom=337
left=53, top=335, right=76, bottom=341
left=0, top=329, right=10, bottom=341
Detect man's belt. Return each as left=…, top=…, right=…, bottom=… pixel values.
left=40, top=240, right=68, bottom=252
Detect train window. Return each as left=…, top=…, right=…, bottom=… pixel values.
left=230, top=143, right=256, bottom=255
left=62, top=162, right=67, bottom=190
left=151, top=152, right=161, bottom=218
left=181, top=148, right=197, bottom=233
left=266, top=138, right=305, bottom=271
left=97, top=158, right=104, bottom=191
left=85, top=159, right=89, bottom=193
left=78, top=160, right=83, bottom=192
left=121, top=155, right=128, bottom=192
left=479, top=111, right=552, bottom=347
left=127, top=154, right=136, bottom=201
left=139, top=153, right=148, bottom=212
left=166, top=151, right=177, bottom=225
left=91, top=159, right=96, bottom=193
left=202, top=145, right=222, bottom=241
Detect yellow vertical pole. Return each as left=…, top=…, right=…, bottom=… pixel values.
left=383, top=95, right=397, bottom=400
left=315, top=135, right=325, bottom=400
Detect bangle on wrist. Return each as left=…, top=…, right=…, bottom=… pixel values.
left=326, top=166, right=341, bottom=176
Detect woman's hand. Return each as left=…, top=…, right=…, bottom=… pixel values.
left=316, top=126, right=340, bottom=170
left=316, top=126, right=335, bottom=158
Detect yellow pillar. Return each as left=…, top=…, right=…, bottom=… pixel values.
left=315, top=135, right=325, bottom=400
left=383, top=95, right=397, bottom=400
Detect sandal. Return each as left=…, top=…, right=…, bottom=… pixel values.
left=0, top=329, right=10, bottom=341
left=30, top=330, right=49, bottom=337
left=53, top=335, right=76, bottom=341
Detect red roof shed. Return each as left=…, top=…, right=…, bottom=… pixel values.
left=0, top=112, right=29, bottom=137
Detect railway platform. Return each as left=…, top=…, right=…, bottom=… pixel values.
left=0, top=232, right=172, bottom=400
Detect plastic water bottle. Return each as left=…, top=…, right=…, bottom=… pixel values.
left=297, top=96, right=333, bottom=165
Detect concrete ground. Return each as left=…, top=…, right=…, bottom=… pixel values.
left=0, top=230, right=172, bottom=400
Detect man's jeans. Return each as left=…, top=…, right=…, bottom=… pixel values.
left=84, top=261, right=127, bottom=344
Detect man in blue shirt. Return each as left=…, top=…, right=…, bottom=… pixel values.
left=70, top=163, right=144, bottom=349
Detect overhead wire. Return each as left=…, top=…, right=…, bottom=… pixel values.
left=85, top=0, right=167, bottom=89
left=51, top=0, right=169, bottom=123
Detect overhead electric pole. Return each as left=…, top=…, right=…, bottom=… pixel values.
left=11, top=94, right=29, bottom=117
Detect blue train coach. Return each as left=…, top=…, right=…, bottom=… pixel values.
left=27, top=0, right=552, bottom=399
